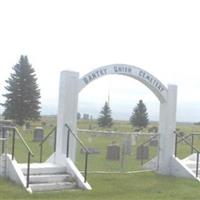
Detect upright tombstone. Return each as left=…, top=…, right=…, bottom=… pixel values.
left=136, top=145, right=149, bottom=160
left=33, top=127, right=44, bottom=141
left=0, top=120, right=13, bottom=139
left=83, top=114, right=89, bottom=120
left=106, top=142, right=120, bottom=160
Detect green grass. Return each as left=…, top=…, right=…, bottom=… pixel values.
left=1, top=118, right=200, bottom=199
left=1, top=172, right=200, bottom=200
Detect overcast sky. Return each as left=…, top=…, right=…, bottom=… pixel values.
left=0, top=0, right=200, bottom=122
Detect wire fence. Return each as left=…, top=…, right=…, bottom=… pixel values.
left=175, top=133, right=200, bottom=159
left=75, top=129, right=159, bottom=173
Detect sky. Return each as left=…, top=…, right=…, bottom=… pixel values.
left=0, top=0, right=200, bottom=122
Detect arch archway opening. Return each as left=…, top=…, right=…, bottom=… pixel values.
left=55, top=64, right=177, bottom=177
left=78, top=74, right=160, bottom=122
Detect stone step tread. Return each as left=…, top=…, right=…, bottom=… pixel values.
left=184, top=163, right=200, bottom=167
left=28, top=174, right=74, bottom=184
left=29, top=174, right=71, bottom=178
left=183, top=161, right=200, bottom=165
left=18, top=163, right=65, bottom=169
left=19, top=163, right=66, bottom=175
left=186, top=164, right=200, bottom=170
left=30, top=182, right=77, bottom=192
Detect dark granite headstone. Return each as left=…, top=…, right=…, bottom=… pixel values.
left=136, top=145, right=149, bottom=160
left=106, top=144, right=120, bottom=160
left=0, top=120, right=12, bottom=139
left=33, top=127, right=44, bottom=141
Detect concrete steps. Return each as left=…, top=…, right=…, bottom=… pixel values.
left=0, top=154, right=7, bottom=176
left=30, top=181, right=77, bottom=192
left=19, top=163, right=77, bottom=192
left=28, top=174, right=73, bottom=184
left=183, top=161, right=200, bottom=174
left=19, top=163, right=67, bottom=175
left=182, top=153, right=200, bottom=176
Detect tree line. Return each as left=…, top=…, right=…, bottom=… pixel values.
left=1, top=55, right=149, bottom=128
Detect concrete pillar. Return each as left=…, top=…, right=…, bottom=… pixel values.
left=55, top=71, right=79, bottom=163
left=158, top=84, right=177, bottom=174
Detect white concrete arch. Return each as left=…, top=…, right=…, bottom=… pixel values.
left=79, top=64, right=168, bottom=104
left=54, top=64, right=178, bottom=176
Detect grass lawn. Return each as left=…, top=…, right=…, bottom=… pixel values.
left=1, top=172, right=200, bottom=200
left=1, top=118, right=200, bottom=199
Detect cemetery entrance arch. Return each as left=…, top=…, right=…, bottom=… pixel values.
left=55, top=64, right=177, bottom=175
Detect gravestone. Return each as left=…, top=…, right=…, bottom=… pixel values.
left=83, top=114, right=89, bottom=120
left=33, top=127, right=44, bottom=141
left=0, top=120, right=12, bottom=139
left=136, top=145, right=149, bottom=160
left=149, top=138, right=158, bottom=146
left=0, top=127, right=10, bottom=139
left=106, top=143, right=120, bottom=160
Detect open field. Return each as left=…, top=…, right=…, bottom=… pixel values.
left=1, top=118, right=200, bottom=199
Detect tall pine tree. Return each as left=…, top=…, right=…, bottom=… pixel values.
left=2, top=55, right=41, bottom=125
left=130, top=100, right=149, bottom=128
left=98, top=102, right=113, bottom=128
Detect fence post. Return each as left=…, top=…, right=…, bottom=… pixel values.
left=191, top=134, right=194, bottom=154
left=196, top=152, right=199, bottom=177
left=12, top=128, right=16, bottom=160
left=26, top=152, right=31, bottom=188
left=120, top=143, right=125, bottom=172
left=39, top=144, right=43, bottom=163
left=84, top=152, right=88, bottom=183
left=1, top=127, right=5, bottom=154
left=141, top=145, right=144, bottom=165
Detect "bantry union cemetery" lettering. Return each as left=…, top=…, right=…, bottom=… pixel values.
left=83, top=66, right=164, bottom=93
left=83, top=68, right=107, bottom=84
left=138, top=70, right=164, bottom=92
left=113, top=66, right=132, bottom=73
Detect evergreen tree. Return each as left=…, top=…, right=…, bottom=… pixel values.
left=130, top=100, right=149, bottom=128
left=98, top=102, right=113, bottom=128
left=1, top=55, right=41, bottom=125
